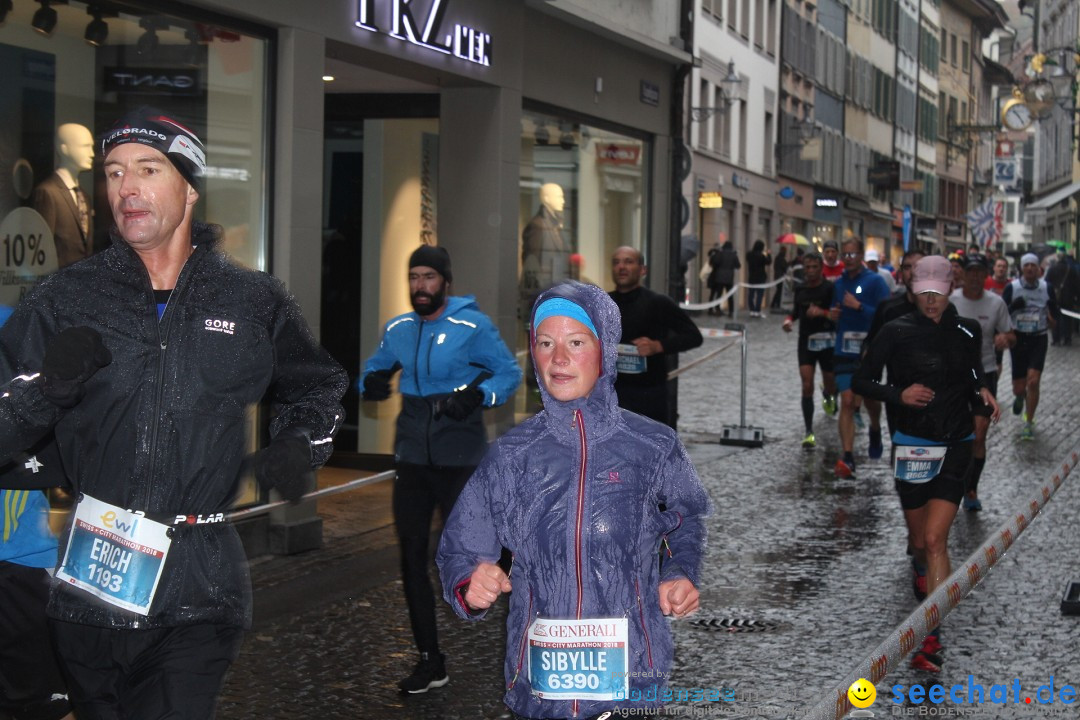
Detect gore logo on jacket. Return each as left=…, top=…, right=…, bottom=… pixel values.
left=203, top=317, right=236, bottom=335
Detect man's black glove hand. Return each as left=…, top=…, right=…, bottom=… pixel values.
left=252, top=432, right=314, bottom=503
left=362, top=370, right=394, bottom=401
left=42, top=327, right=112, bottom=408
left=1009, top=296, right=1027, bottom=312
left=436, top=387, right=484, bottom=421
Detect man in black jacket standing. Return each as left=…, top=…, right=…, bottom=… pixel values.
left=610, top=246, right=703, bottom=427
left=0, top=108, right=347, bottom=719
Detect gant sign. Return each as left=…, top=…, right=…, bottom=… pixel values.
left=356, top=0, right=492, bottom=67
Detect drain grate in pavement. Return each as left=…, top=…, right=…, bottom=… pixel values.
left=689, top=617, right=785, bottom=633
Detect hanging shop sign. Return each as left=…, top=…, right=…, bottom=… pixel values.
left=640, top=81, right=660, bottom=107
left=698, top=192, right=723, bottom=209
left=596, top=144, right=642, bottom=165
left=943, top=222, right=964, bottom=237
left=355, top=0, right=492, bottom=67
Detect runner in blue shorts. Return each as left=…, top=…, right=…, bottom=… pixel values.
left=828, top=239, right=890, bottom=478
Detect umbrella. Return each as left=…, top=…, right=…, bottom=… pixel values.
left=777, top=233, right=810, bottom=245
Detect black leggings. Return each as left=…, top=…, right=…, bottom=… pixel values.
left=394, top=462, right=474, bottom=655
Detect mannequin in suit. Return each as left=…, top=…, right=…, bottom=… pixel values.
left=32, top=123, right=95, bottom=268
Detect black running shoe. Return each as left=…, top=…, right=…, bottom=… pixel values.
left=398, top=652, right=449, bottom=694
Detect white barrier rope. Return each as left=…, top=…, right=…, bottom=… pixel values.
left=803, top=446, right=1080, bottom=720
left=227, top=469, right=396, bottom=521
left=667, top=341, right=737, bottom=379
left=681, top=277, right=786, bottom=312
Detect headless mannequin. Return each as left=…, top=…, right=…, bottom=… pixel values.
left=32, top=123, right=95, bottom=268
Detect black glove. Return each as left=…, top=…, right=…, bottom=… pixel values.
left=252, top=431, right=314, bottom=503
left=42, top=327, right=112, bottom=408
left=362, top=369, right=394, bottom=401
left=436, top=387, right=484, bottom=421
left=1009, top=296, right=1027, bottom=312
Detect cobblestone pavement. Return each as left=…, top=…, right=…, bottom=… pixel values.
left=219, top=311, right=1080, bottom=720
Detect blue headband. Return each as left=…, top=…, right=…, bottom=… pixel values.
left=533, top=298, right=598, bottom=338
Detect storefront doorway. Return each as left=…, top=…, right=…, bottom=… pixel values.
left=321, top=75, right=439, bottom=459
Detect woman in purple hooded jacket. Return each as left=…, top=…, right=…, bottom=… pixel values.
left=437, top=281, right=711, bottom=719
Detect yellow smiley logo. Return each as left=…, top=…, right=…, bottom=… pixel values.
left=847, top=678, right=876, bottom=709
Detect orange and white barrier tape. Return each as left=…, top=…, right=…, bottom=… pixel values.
left=803, top=447, right=1080, bottom=720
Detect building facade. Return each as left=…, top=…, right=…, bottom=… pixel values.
left=689, top=0, right=782, bottom=306
left=0, top=0, right=688, bottom=550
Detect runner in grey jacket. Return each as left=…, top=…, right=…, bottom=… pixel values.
left=438, top=281, right=710, bottom=719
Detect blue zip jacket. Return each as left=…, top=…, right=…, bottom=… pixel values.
left=361, top=295, right=521, bottom=467
left=1, top=489, right=56, bottom=568
left=437, top=282, right=710, bottom=718
left=831, top=266, right=890, bottom=360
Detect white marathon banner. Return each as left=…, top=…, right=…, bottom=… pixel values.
left=527, top=617, right=629, bottom=700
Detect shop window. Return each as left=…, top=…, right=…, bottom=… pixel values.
left=518, top=109, right=650, bottom=414
left=0, top=0, right=270, bottom=501
left=0, top=0, right=270, bottom=298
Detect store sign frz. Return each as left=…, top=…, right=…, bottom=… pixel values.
left=356, top=0, right=492, bottom=67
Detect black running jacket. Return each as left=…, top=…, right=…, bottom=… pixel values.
left=0, top=223, right=347, bottom=629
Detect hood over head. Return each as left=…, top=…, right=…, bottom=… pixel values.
left=530, top=281, right=622, bottom=434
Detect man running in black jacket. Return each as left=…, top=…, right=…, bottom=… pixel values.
left=0, top=107, right=347, bottom=719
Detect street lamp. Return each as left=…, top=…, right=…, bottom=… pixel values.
left=690, top=60, right=741, bottom=121
left=1023, top=45, right=1079, bottom=115
left=776, top=115, right=821, bottom=159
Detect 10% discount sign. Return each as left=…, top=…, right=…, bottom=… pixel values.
left=0, top=208, right=58, bottom=307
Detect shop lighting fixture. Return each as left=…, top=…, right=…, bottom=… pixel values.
left=690, top=60, right=741, bottom=121
left=0, top=0, right=12, bottom=24
left=558, top=122, right=577, bottom=150
left=84, top=7, right=109, bottom=46
left=182, top=27, right=201, bottom=65
left=136, top=16, right=161, bottom=55
left=534, top=123, right=550, bottom=145
left=32, top=0, right=58, bottom=35
left=322, top=75, right=335, bottom=82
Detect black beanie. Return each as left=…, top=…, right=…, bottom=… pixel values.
left=101, top=107, right=206, bottom=189
left=409, top=245, right=452, bottom=283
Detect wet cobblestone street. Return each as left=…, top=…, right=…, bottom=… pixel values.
left=219, top=312, right=1080, bottom=720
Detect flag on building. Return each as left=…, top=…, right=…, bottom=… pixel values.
left=965, top=198, right=1003, bottom=249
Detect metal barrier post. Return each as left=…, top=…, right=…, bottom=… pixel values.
left=719, top=322, right=764, bottom=447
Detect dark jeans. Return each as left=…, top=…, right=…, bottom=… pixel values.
left=1052, top=314, right=1074, bottom=345
left=394, top=462, right=474, bottom=656
left=748, top=287, right=765, bottom=313
left=770, top=285, right=783, bottom=308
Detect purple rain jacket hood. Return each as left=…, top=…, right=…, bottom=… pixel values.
left=438, top=281, right=711, bottom=718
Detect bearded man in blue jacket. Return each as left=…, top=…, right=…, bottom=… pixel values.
left=361, top=244, right=522, bottom=694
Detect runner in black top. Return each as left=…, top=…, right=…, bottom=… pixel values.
left=853, top=256, right=1000, bottom=674
left=782, top=252, right=836, bottom=448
